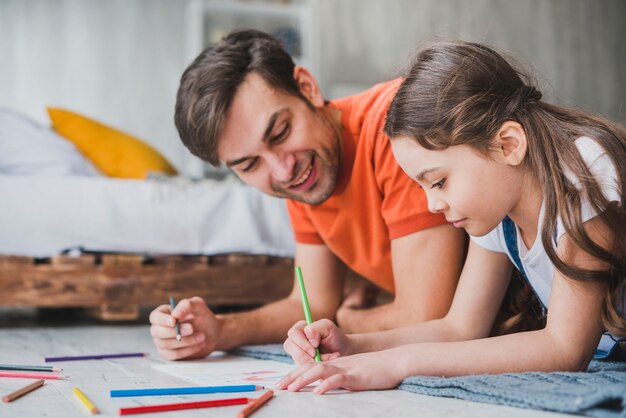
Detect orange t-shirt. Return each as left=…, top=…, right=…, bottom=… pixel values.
left=287, top=79, right=447, bottom=293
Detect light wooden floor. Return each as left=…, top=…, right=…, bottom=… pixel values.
left=0, top=309, right=570, bottom=418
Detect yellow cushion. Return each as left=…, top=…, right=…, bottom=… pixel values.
left=47, top=107, right=177, bottom=179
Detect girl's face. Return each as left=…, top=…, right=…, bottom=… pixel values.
left=391, top=136, right=524, bottom=237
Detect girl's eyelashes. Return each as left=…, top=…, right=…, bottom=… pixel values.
left=430, top=178, right=446, bottom=189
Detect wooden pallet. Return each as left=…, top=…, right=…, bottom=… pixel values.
left=0, top=254, right=295, bottom=320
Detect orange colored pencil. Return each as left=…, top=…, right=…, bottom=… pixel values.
left=236, top=390, right=274, bottom=418
left=2, top=379, right=45, bottom=402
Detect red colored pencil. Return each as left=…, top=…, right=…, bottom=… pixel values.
left=0, top=371, right=69, bottom=380
left=118, top=397, right=250, bottom=415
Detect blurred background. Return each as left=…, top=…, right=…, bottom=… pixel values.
left=1, top=0, right=625, bottom=177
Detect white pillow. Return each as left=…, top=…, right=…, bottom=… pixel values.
left=0, top=108, right=100, bottom=176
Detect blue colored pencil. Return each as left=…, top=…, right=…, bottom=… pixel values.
left=110, top=384, right=262, bottom=397
left=45, top=352, right=146, bottom=362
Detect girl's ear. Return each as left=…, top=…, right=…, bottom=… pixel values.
left=495, top=121, right=528, bottom=166
left=293, top=66, right=324, bottom=108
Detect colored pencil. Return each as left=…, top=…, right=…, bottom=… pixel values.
left=295, top=266, right=321, bottom=362
left=2, top=379, right=45, bottom=403
left=73, top=387, right=99, bottom=414
left=236, top=390, right=274, bottom=418
left=111, top=384, right=262, bottom=397
left=0, top=371, right=69, bottom=380
left=118, top=397, right=249, bottom=415
left=0, top=364, right=62, bottom=372
left=169, top=296, right=182, bottom=341
left=45, top=352, right=146, bottom=362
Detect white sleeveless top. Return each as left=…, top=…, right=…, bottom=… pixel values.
left=472, top=136, right=622, bottom=355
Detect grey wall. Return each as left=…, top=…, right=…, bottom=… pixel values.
left=1, top=0, right=625, bottom=176
left=318, top=0, right=626, bottom=122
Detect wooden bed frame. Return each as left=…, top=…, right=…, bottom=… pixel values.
left=0, top=253, right=295, bottom=320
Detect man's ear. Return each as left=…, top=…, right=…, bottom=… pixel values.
left=293, top=66, right=324, bottom=108
left=494, top=121, right=528, bottom=166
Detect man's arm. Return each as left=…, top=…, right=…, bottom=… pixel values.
left=150, top=243, right=346, bottom=360
left=217, top=243, right=346, bottom=349
left=336, top=223, right=465, bottom=333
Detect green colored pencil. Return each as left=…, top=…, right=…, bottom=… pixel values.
left=295, top=266, right=321, bottom=362
left=169, top=296, right=182, bottom=341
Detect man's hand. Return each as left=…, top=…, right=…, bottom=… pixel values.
left=283, top=319, right=352, bottom=364
left=336, top=284, right=380, bottom=333
left=149, top=296, right=222, bottom=360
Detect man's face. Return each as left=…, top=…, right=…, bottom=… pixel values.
left=218, top=72, right=341, bottom=205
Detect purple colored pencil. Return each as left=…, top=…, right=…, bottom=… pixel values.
left=45, top=352, right=146, bottom=362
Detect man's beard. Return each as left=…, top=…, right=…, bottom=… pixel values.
left=271, top=146, right=340, bottom=205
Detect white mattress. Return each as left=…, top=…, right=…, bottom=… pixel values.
left=0, top=175, right=295, bottom=258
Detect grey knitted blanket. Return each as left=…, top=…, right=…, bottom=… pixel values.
left=232, top=344, right=626, bottom=418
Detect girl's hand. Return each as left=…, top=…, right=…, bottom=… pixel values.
left=283, top=319, right=351, bottom=364
left=276, top=350, right=404, bottom=394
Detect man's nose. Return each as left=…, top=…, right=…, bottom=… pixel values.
left=268, top=152, right=295, bottom=183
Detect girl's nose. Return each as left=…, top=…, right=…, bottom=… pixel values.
left=428, top=197, right=448, bottom=214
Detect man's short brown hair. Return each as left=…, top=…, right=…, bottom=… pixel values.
left=174, top=29, right=305, bottom=166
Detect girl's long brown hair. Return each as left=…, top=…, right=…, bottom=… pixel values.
left=384, top=41, right=626, bottom=335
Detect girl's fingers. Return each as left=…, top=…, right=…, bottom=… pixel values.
left=276, top=363, right=313, bottom=390
left=302, top=324, right=321, bottom=346
left=314, top=373, right=348, bottom=395
left=309, top=319, right=336, bottom=340
left=286, top=364, right=332, bottom=392
left=276, top=362, right=355, bottom=394
left=310, top=319, right=348, bottom=354
left=283, top=337, right=316, bottom=365
left=287, top=321, right=317, bottom=358
left=320, top=352, right=340, bottom=361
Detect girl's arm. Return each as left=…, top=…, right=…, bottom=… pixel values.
left=351, top=241, right=514, bottom=352
left=284, top=241, right=513, bottom=362
left=278, top=220, right=608, bottom=392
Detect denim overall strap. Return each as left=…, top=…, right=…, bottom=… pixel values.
left=502, top=216, right=528, bottom=281
left=502, top=216, right=548, bottom=320
left=503, top=216, right=620, bottom=359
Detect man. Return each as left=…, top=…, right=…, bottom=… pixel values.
left=149, top=30, right=466, bottom=360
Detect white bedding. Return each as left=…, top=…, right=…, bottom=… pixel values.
left=0, top=175, right=295, bottom=258
left=0, top=108, right=100, bottom=176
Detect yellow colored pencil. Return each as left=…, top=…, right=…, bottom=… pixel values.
left=73, top=387, right=99, bottom=414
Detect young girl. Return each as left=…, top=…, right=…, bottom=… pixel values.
left=276, top=41, right=626, bottom=394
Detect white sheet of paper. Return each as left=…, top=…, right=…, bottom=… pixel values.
left=153, top=353, right=295, bottom=386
